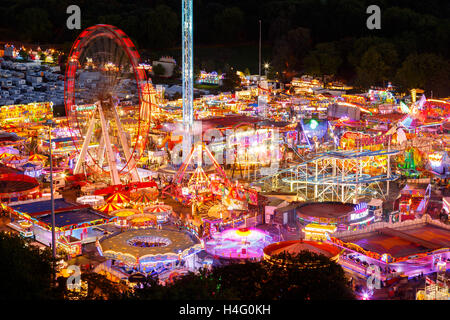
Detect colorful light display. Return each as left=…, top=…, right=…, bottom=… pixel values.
left=204, top=227, right=273, bottom=260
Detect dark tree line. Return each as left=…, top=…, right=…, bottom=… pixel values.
left=0, top=0, right=449, bottom=94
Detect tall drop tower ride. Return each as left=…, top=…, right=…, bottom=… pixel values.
left=182, top=0, right=194, bottom=159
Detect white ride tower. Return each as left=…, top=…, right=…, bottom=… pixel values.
left=73, top=96, right=140, bottom=185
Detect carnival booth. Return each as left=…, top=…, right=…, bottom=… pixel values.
left=396, top=184, right=431, bottom=220
left=296, top=201, right=374, bottom=231
left=8, top=198, right=112, bottom=249
left=20, top=162, right=43, bottom=178
left=303, top=223, right=337, bottom=241
left=143, top=202, right=172, bottom=224
left=427, top=151, right=449, bottom=178
left=76, top=195, right=105, bottom=207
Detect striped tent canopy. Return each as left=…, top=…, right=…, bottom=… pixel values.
left=28, top=154, right=47, bottom=162
left=0, top=153, right=13, bottom=159
left=97, top=203, right=122, bottom=213
left=106, top=192, right=130, bottom=204
left=133, top=192, right=153, bottom=205
left=145, top=203, right=172, bottom=213
left=4, top=155, right=26, bottom=164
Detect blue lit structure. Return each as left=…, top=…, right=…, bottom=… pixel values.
left=182, top=0, right=194, bottom=156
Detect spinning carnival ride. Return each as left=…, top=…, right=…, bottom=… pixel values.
left=65, top=25, right=153, bottom=185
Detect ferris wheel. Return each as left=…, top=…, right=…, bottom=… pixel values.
left=64, top=25, right=153, bottom=185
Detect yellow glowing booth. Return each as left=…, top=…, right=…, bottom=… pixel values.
left=303, top=223, right=337, bottom=242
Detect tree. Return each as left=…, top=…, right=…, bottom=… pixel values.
left=352, top=41, right=399, bottom=88
left=0, top=232, right=56, bottom=299
left=261, top=252, right=354, bottom=300
left=272, top=27, right=312, bottom=80
left=395, top=53, right=450, bottom=97
left=81, top=273, right=128, bottom=300
left=303, top=42, right=342, bottom=86
left=221, top=66, right=241, bottom=91
left=142, top=5, right=179, bottom=49
left=18, top=8, right=53, bottom=42
left=19, top=49, right=28, bottom=61
left=356, top=47, right=389, bottom=88
left=130, top=251, right=354, bottom=300
left=152, top=63, right=166, bottom=78
left=214, top=7, right=245, bottom=43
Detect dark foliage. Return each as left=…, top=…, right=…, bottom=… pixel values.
left=0, top=1, right=448, bottom=92
left=132, top=251, right=355, bottom=300
left=0, top=232, right=56, bottom=299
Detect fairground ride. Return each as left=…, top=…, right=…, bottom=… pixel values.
left=252, top=148, right=400, bottom=203
left=65, top=25, right=154, bottom=186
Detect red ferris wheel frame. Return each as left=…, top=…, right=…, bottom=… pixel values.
left=64, top=24, right=150, bottom=176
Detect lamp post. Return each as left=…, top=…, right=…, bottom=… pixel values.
left=258, top=20, right=262, bottom=78
left=264, top=63, right=269, bottom=78
left=45, top=119, right=57, bottom=276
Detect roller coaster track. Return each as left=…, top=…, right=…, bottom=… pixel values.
left=253, top=149, right=398, bottom=185
left=251, top=148, right=400, bottom=202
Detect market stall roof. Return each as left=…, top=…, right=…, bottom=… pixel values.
left=200, top=115, right=262, bottom=132
left=335, top=221, right=450, bottom=260
left=257, top=120, right=291, bottom=128
left=0, top=131, right=23, bottom=142
left=4, top=154, right=26, bottom=163
left=43, top=136, right=72, bottom=144
left=113, top=209, right=138, bottom=218
left=21, top=162, right=39, bottom=168
left=11, top=198, right=82, bottom=217
left=38, top=208, right=109, bottom=228
left=264, top=240, right=341, bottom=258
left=296, top=201, right=354, bottom=219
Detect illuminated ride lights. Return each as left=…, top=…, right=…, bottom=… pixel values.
left=303, top=223, right=337, bottom=241
left=204, top=228, right=273, bottom=260
left=97, top=228, right=202, bottom=271
left=65, top=24, right=152, bottom=185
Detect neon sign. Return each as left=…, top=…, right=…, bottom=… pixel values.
left=72, top=104, right=96, bottom=112
left=350, top=203, right=369, bottom=221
